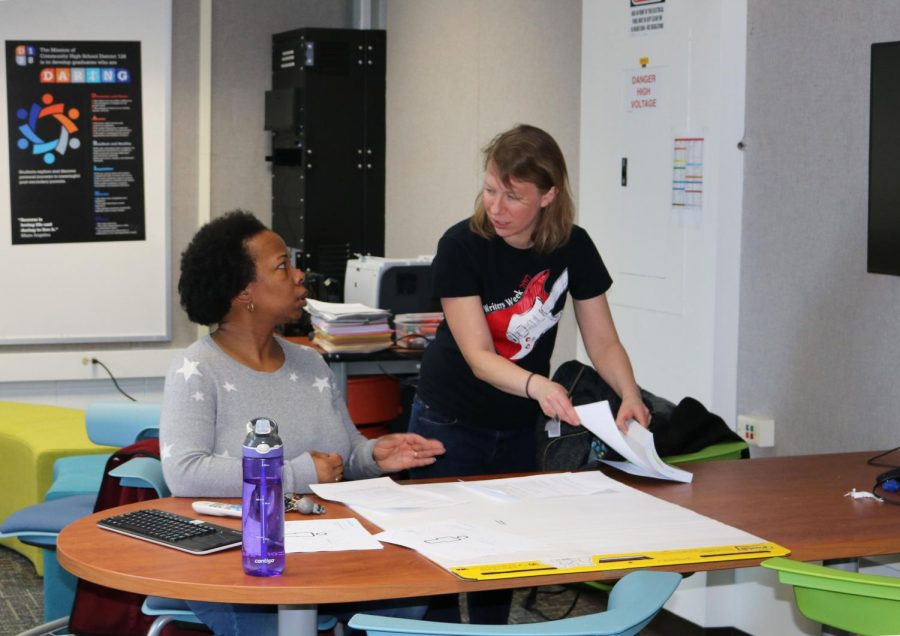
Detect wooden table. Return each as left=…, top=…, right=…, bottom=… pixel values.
left=631, top=450, right=899, bottom=566
left=57, top=451, right=899, bottom=633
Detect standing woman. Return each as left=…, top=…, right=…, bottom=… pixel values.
left=410, top=124, right=649, bottom=480
left=408, top=125, right=648, bottom=623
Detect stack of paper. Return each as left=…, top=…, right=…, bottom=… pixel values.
left=305, top=299, right=393, bottom=353
left=574, top=401, right=694, bottom=483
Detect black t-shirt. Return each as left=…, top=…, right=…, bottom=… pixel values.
left=418, top=219, right=612, bottom=430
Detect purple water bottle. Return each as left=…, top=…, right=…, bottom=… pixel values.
left=241, top=417, right=285, bottom=576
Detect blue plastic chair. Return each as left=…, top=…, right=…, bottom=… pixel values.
left=348, top=570, right=682, bottom=636
left=0, top=493, right=100, bottom=629
left=0, top=401, right=165, bottom=626
left=45, top=401, right=163, bottom=502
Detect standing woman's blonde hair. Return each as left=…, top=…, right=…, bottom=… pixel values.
left=470, top=124, right=576, bottom=254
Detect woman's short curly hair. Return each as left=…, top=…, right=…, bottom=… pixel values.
left=178, top=210, right=266, bottom=325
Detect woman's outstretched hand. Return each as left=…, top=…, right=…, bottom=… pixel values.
left=373, top=433, right=446, bottom=473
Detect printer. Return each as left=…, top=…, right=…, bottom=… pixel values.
left=344, top=255, right=440, bottom=315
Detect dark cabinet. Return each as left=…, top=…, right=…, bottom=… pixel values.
left=267, top=28, right=385, bottom=290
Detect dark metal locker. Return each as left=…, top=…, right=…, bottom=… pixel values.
left=266, top=28, right=385, bottom=294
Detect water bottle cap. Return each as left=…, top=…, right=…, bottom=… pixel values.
left=243, top=417, right=283, bottom=454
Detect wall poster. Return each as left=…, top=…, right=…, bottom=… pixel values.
left=671, top=134, right=704, bottom=228
left=5, top=40, right=144, bottom=244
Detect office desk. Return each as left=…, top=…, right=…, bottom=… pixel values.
left=284, top=336, right=422, bottom=396
left=57, top=452, right=898, bottom=634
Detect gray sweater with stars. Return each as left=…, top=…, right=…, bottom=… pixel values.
left=160, top=335, right=380, bottom=497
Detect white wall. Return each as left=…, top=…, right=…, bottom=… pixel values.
left=384, top=0, right=584, bottom=369
left=384, top=0, right=583, bottom=257
left=579, top=1, right=745, bottom=422
left=739, top=0, right=900, bottom=456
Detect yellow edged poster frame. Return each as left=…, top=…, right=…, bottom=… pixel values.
left=451, top=542, right=790, bottom=581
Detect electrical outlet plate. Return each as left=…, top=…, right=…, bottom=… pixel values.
left=737, top=415, right=775, bottom=447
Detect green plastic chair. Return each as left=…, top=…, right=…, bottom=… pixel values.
left=663, top=440, right=748, bottom=465
left=762, top=557, right=900, bottom=636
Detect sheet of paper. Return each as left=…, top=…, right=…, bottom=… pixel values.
left=305, top=298, right=390, bottom=322
left=575, top=401, right=693, bottom=483
left=310, top=476, right=463, bottom=510
left=459, top=472, right=621, bottom=501
left=284, top=518, right=382, bottom=553
left=376, top=519, right=548, bottom=563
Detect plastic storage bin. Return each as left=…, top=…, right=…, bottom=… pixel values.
left=394, top=312, right=443, bottom=349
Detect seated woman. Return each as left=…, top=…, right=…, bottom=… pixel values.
left=161, top=210, right=444, bottom=635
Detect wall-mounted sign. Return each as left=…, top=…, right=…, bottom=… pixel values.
left=5, top=40, right=145, bottom=244
left=624, top=66, right=663, bottom=113
left=629, top=0, right=665, bottom=36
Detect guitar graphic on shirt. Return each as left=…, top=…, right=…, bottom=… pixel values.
left=487, top=269, right=570, bottom=360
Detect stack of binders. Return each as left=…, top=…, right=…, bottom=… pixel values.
left=305, top=299, right=393, bottom=353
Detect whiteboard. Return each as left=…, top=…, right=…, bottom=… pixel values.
left=0, top=0, right=170, bottom=344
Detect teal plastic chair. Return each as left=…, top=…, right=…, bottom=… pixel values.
left=47, top=401, right=163, bottom=498
left=0, top=402, right=165, bottom=627
left=762, top=557, right=900, bottom=636
left=348, top=570, right=681, bottom=636
left=0, top=459, right=168, bottom=633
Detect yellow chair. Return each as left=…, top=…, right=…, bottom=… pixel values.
left=0, top=401, right=114, bottom=573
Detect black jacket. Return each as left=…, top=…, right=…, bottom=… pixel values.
left=537, top=360, right=744, bottom=471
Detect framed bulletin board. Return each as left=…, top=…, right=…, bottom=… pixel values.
left=0, top=0, right=170, bottom=344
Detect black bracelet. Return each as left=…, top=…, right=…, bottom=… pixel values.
left=524, top=372, right=536, bottom=399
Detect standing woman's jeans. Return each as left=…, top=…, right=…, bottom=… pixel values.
left=407, top=394, right=537, bottom=624
left=407, top=395, right=537, bottom=479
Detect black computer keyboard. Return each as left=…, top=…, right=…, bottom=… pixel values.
left=97, top=508, right=243, bottom=555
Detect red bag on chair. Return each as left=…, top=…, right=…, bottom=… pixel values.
left=67, top=439, right=203, bottom=636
